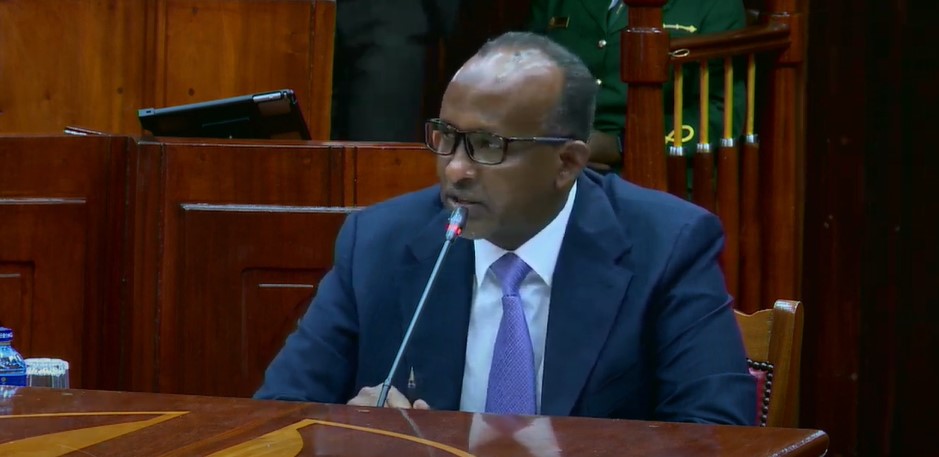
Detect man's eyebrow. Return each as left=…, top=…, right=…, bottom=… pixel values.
left=438, top=119, right=486, bottom=133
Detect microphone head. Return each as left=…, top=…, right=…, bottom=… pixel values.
left=445, top=206, right=469, bottom=241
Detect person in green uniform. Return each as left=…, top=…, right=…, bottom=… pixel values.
left=530, top=0, right=747, bottom=173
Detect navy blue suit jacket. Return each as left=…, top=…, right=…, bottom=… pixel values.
left=255, top=170, right=756, bottom=424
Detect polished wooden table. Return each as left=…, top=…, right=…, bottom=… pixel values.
left=0, top=387, right=828, bottom=456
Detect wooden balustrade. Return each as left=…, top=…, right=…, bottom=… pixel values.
left=621, top=0, right=804, bottom=311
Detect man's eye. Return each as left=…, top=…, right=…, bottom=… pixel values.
left=473, top=135, right=501, bottom=150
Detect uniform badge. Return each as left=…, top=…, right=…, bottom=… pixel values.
left=548, top=17, right=570, bottom=29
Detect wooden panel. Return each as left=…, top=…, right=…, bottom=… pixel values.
left=344, top=143, right=438, bottom=206
left=0, top=0, right=334, bottom=138
left=0, top=264, right=34, bottom=351
left=888, top=2, right=939, bottom=453
left=0, top=0, right=147, bottom=134
left=126, top=140, right=345, bottom=394
left=153, top=0, right=336, bottom=139
left=164, top=205, right=349, bottom=396
left=0, top=136, right=126, bottom=390
left=0, top=387, right=829, bottom=457
left=0, top=201, right=86, bottom=379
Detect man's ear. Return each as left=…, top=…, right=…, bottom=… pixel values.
left=556, top=140, right=589, bottom=188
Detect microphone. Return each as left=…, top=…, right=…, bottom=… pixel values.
left=376, top=206, right=468, bottom=407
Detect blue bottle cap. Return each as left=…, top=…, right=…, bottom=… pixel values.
left=0, top=327, right=11, bottom=343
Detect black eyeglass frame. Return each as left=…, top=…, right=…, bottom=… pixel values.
left=424, top=118, right=575, bottom=165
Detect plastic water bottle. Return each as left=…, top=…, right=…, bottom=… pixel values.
left=0, top=327, right=27, bottom=387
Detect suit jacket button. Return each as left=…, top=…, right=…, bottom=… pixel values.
left=598, top=39, right=607, bottom=48
left=596, top=79, right=603, bottom=86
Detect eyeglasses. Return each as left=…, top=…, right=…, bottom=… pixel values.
left=424, top=118, right=574, bottom=165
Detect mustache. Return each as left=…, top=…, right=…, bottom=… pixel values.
left=441, top=188, right=484, bottom=204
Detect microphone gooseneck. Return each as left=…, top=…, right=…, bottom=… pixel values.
left=376, top=206, right=469, bottom=407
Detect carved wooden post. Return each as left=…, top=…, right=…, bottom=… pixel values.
left=621, top=0, right=669, bottom=190
left=761, top=0, right=806, bottom=307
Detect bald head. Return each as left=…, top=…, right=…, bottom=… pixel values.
left=443, top=32, right=598, bottom=141
left=443, top=47, right=564, bottom=137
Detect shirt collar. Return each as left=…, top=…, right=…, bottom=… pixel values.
left=474, top=182, right=578, bottom=288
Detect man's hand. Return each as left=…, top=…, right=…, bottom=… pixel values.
left=347, top=384, right=430, bottom=409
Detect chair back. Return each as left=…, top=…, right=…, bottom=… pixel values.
left=734, top=300, right=804, bottom=427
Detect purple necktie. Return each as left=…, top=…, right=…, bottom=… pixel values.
left=486, top=253, right=536, bottom=415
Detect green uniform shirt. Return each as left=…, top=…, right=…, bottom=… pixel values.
left=530, top=0, right=747, bottom=156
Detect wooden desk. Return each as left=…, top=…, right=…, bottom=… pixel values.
left=0, top=387, right=828, bottom=456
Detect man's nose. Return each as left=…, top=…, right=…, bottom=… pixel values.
left=443, top=140, right=477, bottom=183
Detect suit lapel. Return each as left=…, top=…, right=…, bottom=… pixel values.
left=397, top=210, right=474, bottom=411
left=541, top=174, right=634, bottom=416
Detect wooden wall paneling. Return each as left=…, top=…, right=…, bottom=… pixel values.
left=127, top=140, right=347, bottom=395
left=0, top=135, right=126, bottom=390
left=152, top=0, right=336, bottom=140
left=0, top=1, right=147, bottom=134
left=174, top=205, right=350, bottom=397
left=344, top=143, right=438, bottom=206
left=309, top=0, right=337, bottom=139
left=87, top=135, right=130, bottom=392
left=879, top=2, right=939, bottom=454
left=855, top=0, right=903, bottom=449
left=800, top=0, right=874, bottom=454
left=123, top=139, right=165, bottom=393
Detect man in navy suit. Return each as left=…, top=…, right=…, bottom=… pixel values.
left=256, top=31, right=756, bottom=424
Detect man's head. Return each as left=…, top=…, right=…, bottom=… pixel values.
left=431, top=32, right=597, bottom=250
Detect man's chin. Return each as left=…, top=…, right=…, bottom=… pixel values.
left=458, top=221, right=492, bottom=241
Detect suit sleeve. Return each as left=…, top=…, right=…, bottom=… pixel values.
left=652, top=211, right=756, bottom=425
left=253, top=212, right=360, bottom=403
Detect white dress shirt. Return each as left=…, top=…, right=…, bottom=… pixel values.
left=459, top=183, right=577, bottom=414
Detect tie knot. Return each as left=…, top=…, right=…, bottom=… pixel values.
left=490, top=253, right=531, bottom=296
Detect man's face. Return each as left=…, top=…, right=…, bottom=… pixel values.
left=436, top=49, right=584, bottom=249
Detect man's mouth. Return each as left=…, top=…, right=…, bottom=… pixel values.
left=445, top=195, right=483, bottom=208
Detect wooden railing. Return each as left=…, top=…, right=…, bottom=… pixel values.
left=621, top=0, right=806, bottom=312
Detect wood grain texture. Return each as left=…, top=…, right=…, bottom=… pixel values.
left=0, top=0, right=147, bottom=134
left=621, top=0, right=669, bottom=190
left=0, top=387, right=829, bottom=457
left=0, top=135, right=127, bottom=390
left=0, top=0, right=335, bottom=138
left=716, top=143, right=742, bottom=310
left=153, top=0, right=335, bottom=139
left=736, top=300, right=803, bottom=428
left=125, top=139, right=346, bottom=394
left=342, top=143, right=438, bottom=206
